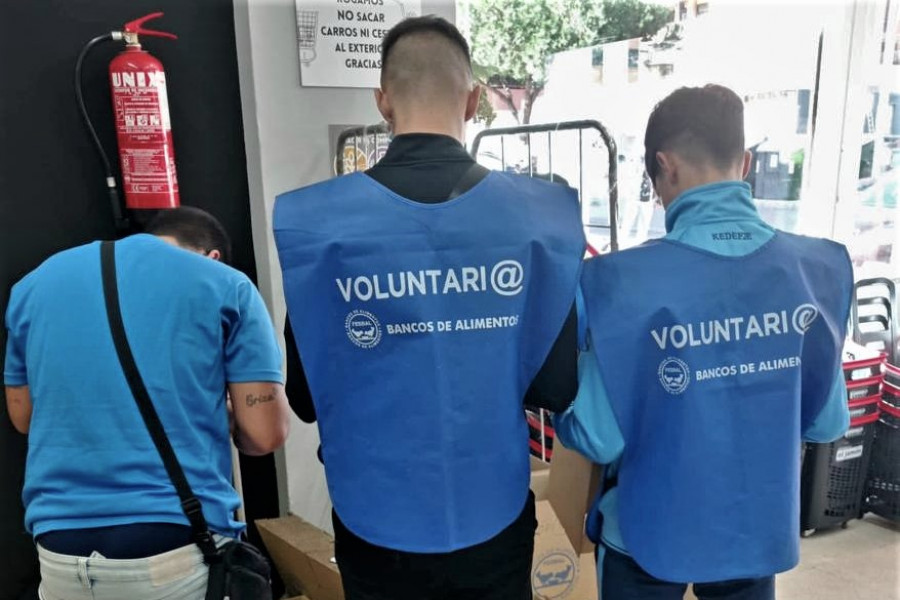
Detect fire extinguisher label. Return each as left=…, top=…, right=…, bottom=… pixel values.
left=111, top=67, right=179, bottom=209
left=155, top=76, right=172, bottom=130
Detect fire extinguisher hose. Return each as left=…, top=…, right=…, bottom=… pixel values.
left=75, top=33, right=128, bottom=231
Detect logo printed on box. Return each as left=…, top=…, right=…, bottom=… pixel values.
left=532, top=550, right=577, bottom=598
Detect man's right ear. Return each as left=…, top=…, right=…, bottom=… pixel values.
left=655, top=151, right=675, bottom=185
left=741, top=150, right=753, bottom=180
left=464, top=85, right=483, bottom=122
left=375, top=89, right=393, bottom=125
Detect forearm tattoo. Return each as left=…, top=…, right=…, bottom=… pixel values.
left=245, top=391, right=277, bottom=407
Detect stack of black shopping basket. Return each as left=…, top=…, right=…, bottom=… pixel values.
left=857, top=278, right=899, bottom=524
left=800, top=276, right=900, bottom=534
left=800, top=342, right=883, bottom=535
left=865, top=356, right=900, bottom=522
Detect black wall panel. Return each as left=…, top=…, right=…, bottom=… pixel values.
left=0, top=2, right=279, bottom=597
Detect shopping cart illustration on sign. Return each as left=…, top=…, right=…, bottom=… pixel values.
left=296, top=1, right=416, bottom=67
left=296, top=8, right=317, bottom=65
left=390, top=0, right=417, bottom=18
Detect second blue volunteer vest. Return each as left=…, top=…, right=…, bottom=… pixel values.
left=274, top=171, right=585, bottom=552
left=581, top=232, right=852, bottom=582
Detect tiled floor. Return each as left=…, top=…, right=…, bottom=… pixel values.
left=777, top=515, right=899, bottom=599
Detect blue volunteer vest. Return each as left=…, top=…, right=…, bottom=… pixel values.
left=274, top=171, right=585, bottom=552
left=582, top=232, right=852, bottom=582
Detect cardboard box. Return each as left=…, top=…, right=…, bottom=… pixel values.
left=260, top=451, right=602, bottom=600
left=530, top=443, right=601, bottom=599
left=546, top=442, right=603, bottom=554
left=257, top=516, right=344, bottom=600
left=530, top=455, right=552, bottom=499
left=532, top=500, right=597, bottom=599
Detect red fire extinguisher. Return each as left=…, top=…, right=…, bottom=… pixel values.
left=110, top=13, right=179, bottom=211
left=76, top=12, right=179, bottom=229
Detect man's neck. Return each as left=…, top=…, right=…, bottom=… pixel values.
left=155, top=235, right=181, bottom=248
left=391, top=115, right=465, bottom=144
left=663, top=165, right=745, bottom=209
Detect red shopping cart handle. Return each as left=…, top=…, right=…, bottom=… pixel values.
left=846, top=374, right=883, bottom=390
left=880, top=399, right=900, bottom=419
left=529, top=438, right=554, bottom=459
left=842, top=353, right=886, bottom=371
left=851, top=411, right=881, bottom=427
left=848, top=394, right=881, bottom=408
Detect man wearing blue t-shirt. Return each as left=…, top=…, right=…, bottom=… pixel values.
left=555, top=85, right=852, bottom=600
left=4, top=207, right=290, bottom=600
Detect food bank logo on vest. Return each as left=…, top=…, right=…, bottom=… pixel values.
left=650, top=303, right=820, bottom=351
left=335, top=260, right=525, bottom=302
left=658, top=357, right=691, bottom=394
left=345, top=310, right=382, bottom=349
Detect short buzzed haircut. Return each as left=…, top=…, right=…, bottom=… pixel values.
left=644, top=84, right=745, bottom=181
left=146, top=207, right=232, bottom=265
left=380, top=16, right=473, bottom=101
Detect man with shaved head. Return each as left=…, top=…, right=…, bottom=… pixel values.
left=274, top=15, right=585, bottom=600
left=375, top=17, right=475, bottom=142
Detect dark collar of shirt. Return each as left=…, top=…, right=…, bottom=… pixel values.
left=365, top=133, right=476, bottom=204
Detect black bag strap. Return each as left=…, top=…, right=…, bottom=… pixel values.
left=447, top=162, right=489, bottom=200
left=100, top=241, right=218, bottom=562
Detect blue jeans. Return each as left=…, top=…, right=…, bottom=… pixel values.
left=37, top=541, right=216, bottom=600
left=600, top=546, right=775, bottom=600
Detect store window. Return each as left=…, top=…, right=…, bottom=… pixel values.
left=837, top=0, right=899, bottom=279
left=469, top=1, right=898, bottom=270
left=559, top=3, right=827, bottom=249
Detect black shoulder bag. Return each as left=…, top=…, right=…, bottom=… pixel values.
left=100, top=241, right=272, bottom=600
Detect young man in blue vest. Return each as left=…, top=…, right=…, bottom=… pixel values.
left=5, top=207, right=290, bottom=600
left=274, top=16, right=586, bottom=600
left=554, top=85, right=853, bottom=600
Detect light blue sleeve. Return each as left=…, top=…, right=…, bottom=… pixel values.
left=3, top=278, right=31, bottom=387
left=552, top=348, right=625, bottom=465
left=3, top=326, right=27, bottom=387
left=224, top=278, right=285, bottom=384
left=802, top=365, right=850, bottom=443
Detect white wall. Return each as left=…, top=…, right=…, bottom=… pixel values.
left=233, top=0, right=455, bottom=532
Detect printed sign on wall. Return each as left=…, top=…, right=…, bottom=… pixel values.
left=295, top=0, right=421, bottom=88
